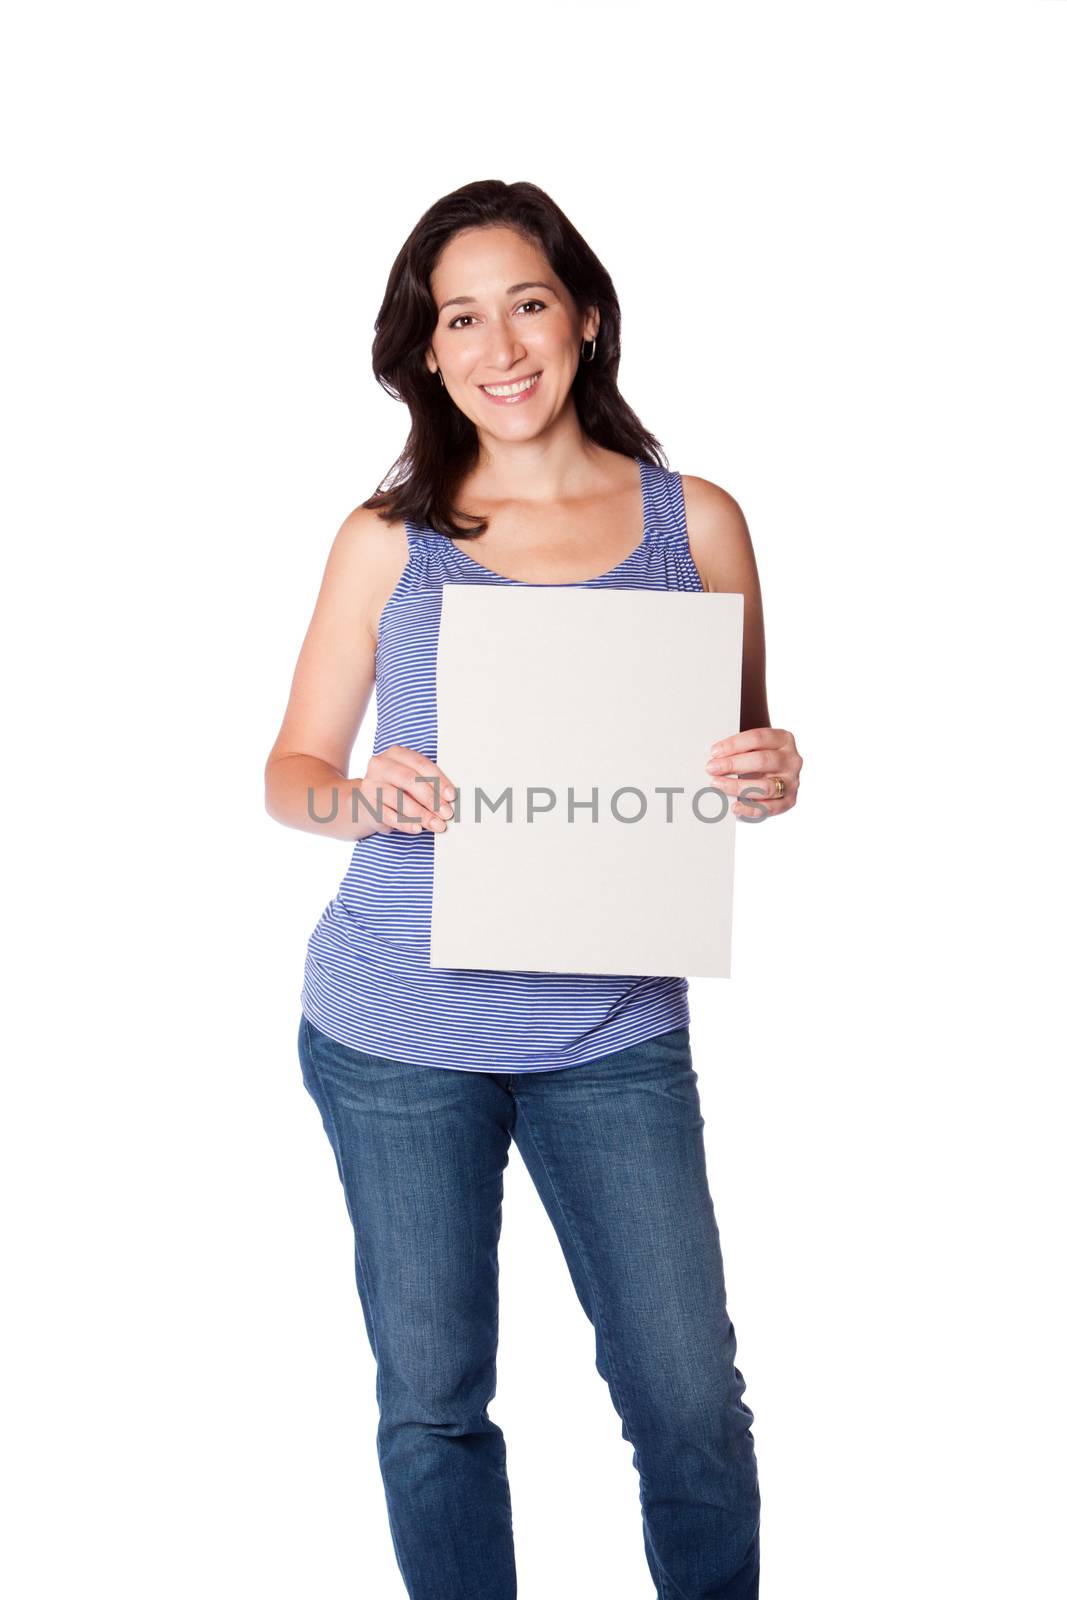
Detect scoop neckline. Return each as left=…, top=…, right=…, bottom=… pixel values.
left=439, top=454, right=653, bottom=588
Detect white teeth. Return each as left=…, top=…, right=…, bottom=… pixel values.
left=482, top=373, right=540, bottom=397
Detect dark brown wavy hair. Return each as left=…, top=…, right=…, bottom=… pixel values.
left=362, top=178, right=668, bottom=541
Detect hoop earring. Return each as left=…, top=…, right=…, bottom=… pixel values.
left=437, top=370, right=444, bottom=386
left=580, top=337, right=597, bottom=363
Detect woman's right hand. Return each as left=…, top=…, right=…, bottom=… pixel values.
left=356, top=746, right=456, bottom=836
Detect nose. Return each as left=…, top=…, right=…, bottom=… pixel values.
left=483, top=318, right=527, bottom=372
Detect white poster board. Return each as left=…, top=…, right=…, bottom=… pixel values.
left=430, top=586, right=744, bottom=978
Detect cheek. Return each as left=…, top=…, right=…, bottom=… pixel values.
left=530, top=334, right=576, bottom=374
left=450, top=348, right=483, bottom=378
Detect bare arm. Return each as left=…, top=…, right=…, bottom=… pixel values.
left=681, top=475, right=771, bottom=733
left=263, top=506, right=453, bottom=841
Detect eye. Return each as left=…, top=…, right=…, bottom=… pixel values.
left=446, top=300, right=547, bottom=330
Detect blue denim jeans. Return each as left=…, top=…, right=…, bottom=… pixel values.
left=297, top=1012, right=761, bottom=1599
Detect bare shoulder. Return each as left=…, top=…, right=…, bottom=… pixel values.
left=264, top=503, right=413, bottom=775
left=678, top=474, right=759, bottom=595
left=331, top=501, right=407, bottom=566
left=324, top=503, right=411, bottom=646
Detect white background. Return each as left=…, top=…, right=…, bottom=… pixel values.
left=3, top=3, right=1064, bottom=1596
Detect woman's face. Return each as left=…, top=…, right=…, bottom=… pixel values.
left=425, top=224, right=597, bottom=443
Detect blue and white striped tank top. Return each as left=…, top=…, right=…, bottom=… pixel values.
left=300, top=454, right=705, bottom=1074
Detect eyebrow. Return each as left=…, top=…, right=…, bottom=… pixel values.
left=438, top=280, right=557, bottom=312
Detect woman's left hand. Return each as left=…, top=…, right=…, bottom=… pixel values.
left=705, top=728, right=803, bottom=819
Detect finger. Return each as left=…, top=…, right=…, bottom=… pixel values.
left=732, top=794, right=793, bottom=819
left=393, top=789, right=450, bottom=830
left=387, top=746, right=457, bottom=801
left=743, top=774, right=795, bottom=801
left=380, top=794, right=448, bottom=835
left=708, top=728, right=782, bottom=760
left=391, top=781, right=452, bottom=830
left=409, top=771, right=456, bottom=814
left=371, top=759, right=453, bottom=822
left=737, top=773, right=797, bottom=813
left=707, top=773, right=792, bottom=799
left=383, top=801, right=426, bottom=834
left=359, top=770, right=447, bottom=830
left=706, top=750, right=780, bottom=776
left=379, top=800, right=428, bottom=838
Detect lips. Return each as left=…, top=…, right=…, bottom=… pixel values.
left=478, top=371, right=543, bottom=403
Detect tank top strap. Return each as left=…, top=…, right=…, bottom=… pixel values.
left=401, top=515, right=426, bottom=553
left=405, top=509, right=457, bottom=554
left=639, top=458, right=690, bottom=551
left=387, top=515, right=438, bottom=600
left=403, top=515, right=450, bottom=559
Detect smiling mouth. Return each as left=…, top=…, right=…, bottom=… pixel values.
left=479, top=371, right=543, bottom=400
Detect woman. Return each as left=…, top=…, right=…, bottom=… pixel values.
left=265, top=179, right=802, bottom=1600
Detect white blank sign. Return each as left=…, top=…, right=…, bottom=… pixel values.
left=430, top=586, right=744, bottom=978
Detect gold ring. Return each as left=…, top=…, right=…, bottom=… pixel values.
left=773, top=776, right=784, bottom=799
